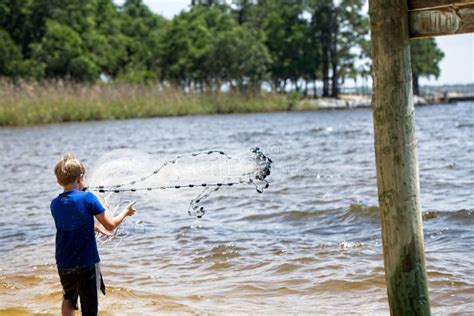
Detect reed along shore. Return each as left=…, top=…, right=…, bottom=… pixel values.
left=3, top=81, right=465, bottom=127
left=0, top=81, right=291, bottom=127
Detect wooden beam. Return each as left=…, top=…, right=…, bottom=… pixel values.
left=409, top=2, right=474, bottom=38
left=409, top=0, right=473, bottom=10
left=368, top=0, right=431, bottom=314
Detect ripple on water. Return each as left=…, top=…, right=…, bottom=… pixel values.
left=193, top=244, right=241, bottom=263
left=1, top=103, right=473, bottom=314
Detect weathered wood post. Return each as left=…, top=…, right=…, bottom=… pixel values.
left=368, top=0, right=431, bottom=314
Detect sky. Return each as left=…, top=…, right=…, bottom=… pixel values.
left=115, top=0, right=474, bottom=85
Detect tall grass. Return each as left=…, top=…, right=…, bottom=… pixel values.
left=0, top=80, right=290, bottom=126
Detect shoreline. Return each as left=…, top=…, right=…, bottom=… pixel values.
left=1, top=88, right=472, bottom=127
left=298, top=92, right=474, bottom=111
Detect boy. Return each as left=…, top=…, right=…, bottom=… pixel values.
left=51, top=153, right=136, bottom=316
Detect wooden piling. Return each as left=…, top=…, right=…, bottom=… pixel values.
left=368, top=0, right=431, bottom=314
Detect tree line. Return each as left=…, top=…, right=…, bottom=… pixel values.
left=0, top=0, right=443, bottom=96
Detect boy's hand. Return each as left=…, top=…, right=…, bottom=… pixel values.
left=95, top=222, right=113, bottom=236
left=126, top=200, right=137, bottom=217
left=95, top=200, right=138, bottom=231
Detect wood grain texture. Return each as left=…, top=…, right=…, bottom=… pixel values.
left=369, top=0, right=431, bottom=314
left=409, top=3, right=474, bottom=38
left=408, top=0, right=473, bottom=10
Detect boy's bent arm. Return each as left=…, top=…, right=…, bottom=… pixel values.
left=95, top=222, right=113, bottom=236
left=95, top=201, right=136, bottom=231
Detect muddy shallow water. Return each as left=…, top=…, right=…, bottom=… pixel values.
left=0, top=102, right=473, bottom=314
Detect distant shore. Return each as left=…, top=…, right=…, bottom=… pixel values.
left=0, top=82, right=290, bottom=127
left=298, top=92, right=474, bottom=111
left=1, top=82, right=472, bottom=127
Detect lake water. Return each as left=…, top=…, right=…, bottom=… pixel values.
left=0, top=102, right=473, bottom=315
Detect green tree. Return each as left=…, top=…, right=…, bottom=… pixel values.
left=0, top=28, right=44, bottom=78
left=114, top=0, right=167, bottom=83
left=161, top=5, right=240, bottom=91
left=331, top=0, right=367, bottom=97
left=160, top=6, right=212, bottom=89
left=310, top=0, right=367, bottom=97
left=31, top=20, right=98, bottom=81
left=0, top=0, right=169, bottom=82
left=0, top=0, right=393, bottom=96
left=85, top=0, right=127, bottom=78
left=310, top=0, right=332, bottom=96
left=257, top=0, right=309, bottom=92
left=0, top=0, right=54, bottom=63
left=354, top=37, right=371, bottom=95
left=208, top=25, right=271, bottom=92
left=0, top=28, right=24, bottom=76
left=0, top=0, right=118, bottom=81
left=231, top=0, right=256, bottom=25
left=410, top=38, right=444, bottom=96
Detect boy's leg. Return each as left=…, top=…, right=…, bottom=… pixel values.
left=78, top=264, right=103, bottom=316
left=61, top=299, right=76, bottom=316
left=58, top=269, right=80, bottom=315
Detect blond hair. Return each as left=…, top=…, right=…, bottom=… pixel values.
left=54, top=153, right=85, bottom=186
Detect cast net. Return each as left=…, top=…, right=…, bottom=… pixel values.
left=86, top=148, right=272, bottom=242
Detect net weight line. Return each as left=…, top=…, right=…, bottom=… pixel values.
left=85, top=179, right=267, bottom=193
left=84, top=147, right=272, bottom=218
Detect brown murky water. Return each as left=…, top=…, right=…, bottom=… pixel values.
left=1, top=102, right=473, bottom=314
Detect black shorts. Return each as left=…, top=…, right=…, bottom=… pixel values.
left=58, top=263, right=106, bottom=316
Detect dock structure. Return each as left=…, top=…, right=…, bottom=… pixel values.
left=408, top=1, right=474, bottom=38
left=368, top=0, right=474, bottom=314
left=445, top=93, right=474, bottom=103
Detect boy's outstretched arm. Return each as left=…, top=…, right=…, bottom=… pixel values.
left=95, top=201, right=136, bottom=231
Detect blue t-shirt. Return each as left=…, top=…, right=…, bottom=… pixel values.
left=51, top=190, right=105, bottom=270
